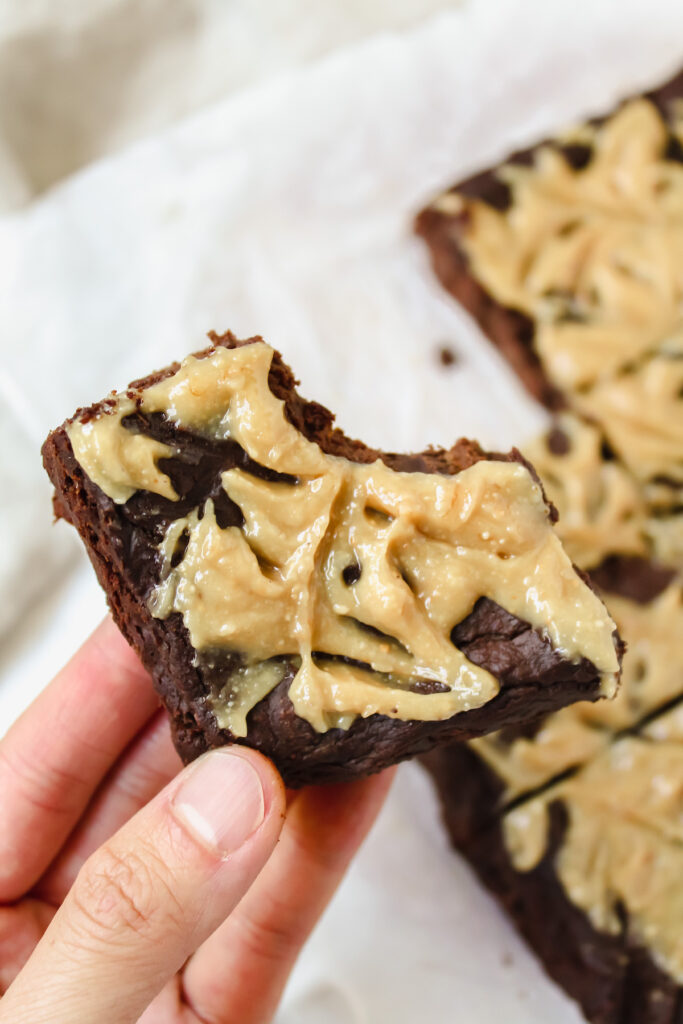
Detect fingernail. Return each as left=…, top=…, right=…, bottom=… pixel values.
left=170, top=750, right=266, bottom=856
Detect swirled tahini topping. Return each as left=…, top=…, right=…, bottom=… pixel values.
left=443, top=98, right=683, bottom=489
left=66, top=342, right=619, bottom=734
left=503, top=726, right=683, bottom=984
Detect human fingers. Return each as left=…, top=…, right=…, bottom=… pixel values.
left=0, top=747, right=285, bottom=1024
left=0, top=900, right=55, bottom=997
left=0, top=617, right=159, bottom=901
left=180, top=768, right=395, bottom=1024
left=36, top=711, right=181, bottom=905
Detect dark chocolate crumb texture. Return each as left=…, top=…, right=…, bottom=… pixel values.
left=42, top=333, right=622, bottom=786
left=426, top=727, right=683, bottom=1024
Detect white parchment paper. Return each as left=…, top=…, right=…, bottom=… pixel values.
left=1, top=2, right=682, bottom=1020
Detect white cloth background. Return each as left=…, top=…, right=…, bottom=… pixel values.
left=1, top=2, right=681, bottom=1020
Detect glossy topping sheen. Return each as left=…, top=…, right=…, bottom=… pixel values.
left=440, top=98, right=683, bottom=488
left=66, top=342, right=619, bottom=734
left=503, top=729, right=683, bottom=984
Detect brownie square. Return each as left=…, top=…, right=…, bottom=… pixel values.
left=42, top=332, right=621, bottom=786
left=416, top=68, right=683, bottom=500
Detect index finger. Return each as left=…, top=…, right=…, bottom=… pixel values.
left=0, top=617, right=159, bottom=901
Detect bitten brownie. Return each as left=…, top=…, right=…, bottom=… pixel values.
left=42, top=332, right=621, bottom=787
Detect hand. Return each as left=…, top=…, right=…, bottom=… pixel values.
left=0, top=618, right=394, bottom=1024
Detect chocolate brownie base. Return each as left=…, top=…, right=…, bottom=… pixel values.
left=416, top=209, right=559, bottom=406
left=42, top=332, right=616, bottom=787
left=414, top=68, right=683, bottom=411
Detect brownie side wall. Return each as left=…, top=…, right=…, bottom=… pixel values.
left=414, top=209, right=564, bottom=409
left=41, top=429, right=209, bottom=734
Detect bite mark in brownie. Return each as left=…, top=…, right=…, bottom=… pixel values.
left=42, top=332, right=621, bottom=786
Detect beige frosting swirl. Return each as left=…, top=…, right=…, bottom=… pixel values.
left=446, top=98, right=683, bottom=490
left=503, top=730, right=683, bottom=983
left=66, top=341, right=619, bottom=734
left=524, top=414, right=650, bottom=568
left=525, top=414, right=683, bottom=570
left=479, top=576, right=683, bottom=981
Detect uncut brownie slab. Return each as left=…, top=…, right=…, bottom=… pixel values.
left=422, top=566, right=683, bottom=1024
left=42, top=332, right=622, bottom=786
left=416, top=68, right=683, bottom=499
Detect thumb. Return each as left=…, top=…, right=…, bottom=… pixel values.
left=1, top=747, right=286, bottom=1024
